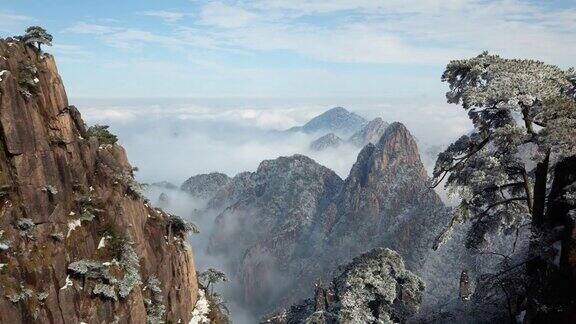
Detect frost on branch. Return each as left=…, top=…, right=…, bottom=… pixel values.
left=432, top=52, right=576, bottom=249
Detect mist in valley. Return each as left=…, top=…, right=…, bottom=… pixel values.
left=75, top=96, right=477, bottom=323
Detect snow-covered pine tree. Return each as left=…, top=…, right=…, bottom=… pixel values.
left=431, top=52, right=576, bottom=322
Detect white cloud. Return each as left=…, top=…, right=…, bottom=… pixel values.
left=64, top=22, right=118, bottom=35
left=65, top=1, right=576, bottom=66
left=202, top=0, right=575, bottom=66
left=51, top=44, right=94, bottom=62
left=0, top=12, right=32, bottom=33
left=143, top=10, right=187, bottom=23
left=199, top=2, right=260, bottom=28
left=103, top=29, right=184, bottom=49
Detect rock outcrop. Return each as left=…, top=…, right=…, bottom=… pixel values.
left=181, top=172, right=230, bottom=200
left=208, top=155, right=343, bottom=310
left=263, top=248, right=425, bottom=324
left=0, top=38, right=197, bottom=323
left=309, top=133, right=343, bottom=151
left=348, top=117, right=389, bottom=147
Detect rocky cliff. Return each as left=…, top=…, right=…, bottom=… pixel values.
left=0, top=38, right=197, bottom=323
left=325, top=122, right=446, bottom=267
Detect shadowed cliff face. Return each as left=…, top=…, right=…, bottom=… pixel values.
left=0, top=38, right=197, bottom=323
left=201, top=121, right=447, bottom=318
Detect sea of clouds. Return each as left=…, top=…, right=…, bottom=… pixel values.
left=75, top=96, right=470, bottom=186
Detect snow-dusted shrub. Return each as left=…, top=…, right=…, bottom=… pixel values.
left=168, top=214, right=199, bottom=238
left=117, top=242, right=142, bottom=298
left=335, top=248, right=425, bottom=323
left=93, top=283, right=117, bottom=301
left=144, top=275, right=166, bottom=324
left=68, top=259, right=105, bottom=278
left=264, top=248, right=425, bottom=324
left=5, top=285, right=33, bottom=303
left=16, top=218, right=34, bottom=231
left=86, top=125, right=118, bottom=145
left=17, top=64, right=38, bottom=98
left=67, top=239, right=142, bottom=300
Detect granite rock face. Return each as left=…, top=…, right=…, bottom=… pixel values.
left=0, top=38, right=198, bottom=323
left=263, top=248, right=425, bottom=324
left=325, top=122, right=446, bottom=267
left=348, top=117, right=389, bottom=147
left=208, top=155, right=344, bottom=310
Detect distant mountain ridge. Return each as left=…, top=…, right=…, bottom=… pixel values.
left=309, top=133, right=343, bottom=151
left=296, top=109, right=389, bottom=152
left=287, top=107, right=367, bottom=136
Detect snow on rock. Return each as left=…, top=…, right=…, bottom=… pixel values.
left=66, top=219, right=82, bottom=238
left=189, top=289, right=210, bottom=324
left=60, top=275, right=73, bottom=290
left=0, top=70, right=8, bottom=82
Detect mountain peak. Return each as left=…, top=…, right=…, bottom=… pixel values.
left=181, top=172, right=230, bottom=199
left=376, top=122, right=420, bottom=161
left=290, top=107, right=367, bottom=135
left=349, top=117, right=389, bottom=147
left=309, top=133, right=343, bottom=151
left=325, top=106, right=349, bottom=114
left=346, top=121, right=427, bottom=194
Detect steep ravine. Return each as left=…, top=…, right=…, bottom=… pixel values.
left=0, top=38, right=198, bottom=322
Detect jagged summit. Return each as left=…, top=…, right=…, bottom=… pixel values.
left=288, top=107, right=367, bottom=135
left=309, top=133, right=343, bottom=151
left=345, top=121, right=424, bottom=185
left=374, top=121, right=423, bottom=169
left=349, top=117, right=389, bottom=147
left=181, top=172, right=230, bottom=200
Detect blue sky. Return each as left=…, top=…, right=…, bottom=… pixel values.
left=1, top=0, right=575, bottom=98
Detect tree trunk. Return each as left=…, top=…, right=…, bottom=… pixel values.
left=525, top=155, right=576, bottom=323
left=532, top=149, right=550, bottom=227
